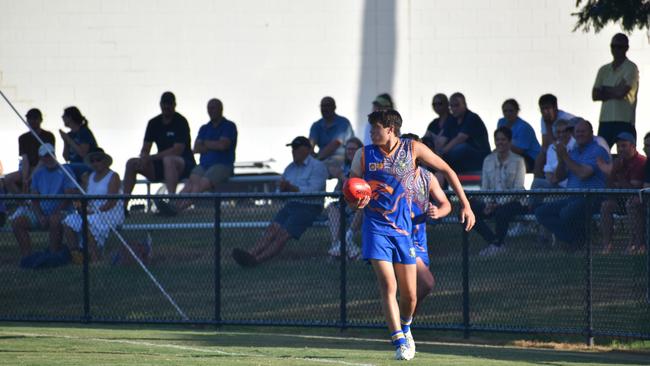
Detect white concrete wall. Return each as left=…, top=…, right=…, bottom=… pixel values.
left=1, top=0, right=648, bottom=182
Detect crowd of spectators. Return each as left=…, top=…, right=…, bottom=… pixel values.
left=0, top=32, right=645, bottom=268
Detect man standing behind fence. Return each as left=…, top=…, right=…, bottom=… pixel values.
left=231, top=136, right=328, bottom=267
left=535, top=120, right=609, bottom=251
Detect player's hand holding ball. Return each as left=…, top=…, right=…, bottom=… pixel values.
left=343, top=177, right=371, bottom=210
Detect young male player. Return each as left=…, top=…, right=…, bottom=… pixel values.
left=349, top=111, right=474, bottom=360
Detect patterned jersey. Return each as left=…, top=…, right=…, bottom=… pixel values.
left=411, top=168, right=433, bottom=247
left=362, top=138, right=417, bottom=236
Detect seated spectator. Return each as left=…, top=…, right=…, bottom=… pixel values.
left=362, top=93, right=394, bottom=145
left=59, top=106, right=98, bottom=181
left=535, top=120, right=609, bottom=251
left=533, top=94, right=575, bottom=178
left=62, top=148, right=124, bottom=261
left=327, top=137, right=363, bottom=259
left=497, top=99, right=540, bottom=172
left=157, top=98, right=237, bottom=215
left=597, top=132, right=646, bottom=254
left=11, top=143, right=77, bottom=268
left=4, top=108, right=56, bottom=193
left=438, top=92, right=491, bottom=178
left=533, top=119, right=574, bottom=189
left=309, top=96, right=355, bottom=169
left=123, top=91, right=196, bottom=198
left=422, top=93, right=458, bottom=155
left=470, top=127, right=527, bottom=256
left=232, top=136, right=328, bottom=267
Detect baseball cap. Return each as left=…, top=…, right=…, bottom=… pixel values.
left=38, top=143, right=55, bottom=157
left=372, top=95, right=392, bottom=108
left=160, top=91, right=176, bottom=104
left=286, top=136, right=311, bottom=149
left=616, top=132, right=636, bottom=144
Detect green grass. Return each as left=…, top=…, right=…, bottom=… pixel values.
left=0, top=323, right=649, bottom=365
left=0, top=198, right=648, bottom=338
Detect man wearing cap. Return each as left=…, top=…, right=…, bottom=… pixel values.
left=597, top=132, right=646, bottom=254
left=309, top=97, right=354, bottom=166
left=231, top=136, right=328, bottom=267
left=535, top=120, right=610, bottom=250
left=123, top=91, right=196, bottom=198
left=11, top=143, right=77, bottom=268
left=4, top=108, right=56, bottom=194
left=592, top=33, right=639, bottom=148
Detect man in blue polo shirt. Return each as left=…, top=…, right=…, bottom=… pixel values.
left=157, top=98, right=237, bottom=215
left=497, top=99, right=541, bottom=172
left=535, top=120, right=609, bottom=250
left=309, top=96, right=354, bottom=168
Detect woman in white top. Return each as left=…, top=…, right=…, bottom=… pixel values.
left=63, top=148, right=124, bottom=261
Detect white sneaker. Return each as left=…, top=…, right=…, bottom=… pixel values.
left=394, top=343, right=414, bottom=360
left=479, top=244, right=506, bottom=257
left=327, top=241, right=341, bottom=257
left=404, top=331, right=416, bottom=355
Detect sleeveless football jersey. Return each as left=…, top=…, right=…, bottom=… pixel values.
left=362, top=138, right=417, bottom=236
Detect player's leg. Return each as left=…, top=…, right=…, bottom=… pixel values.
left=370, top=259, right=408, bottom=352
left=415, top=257, right=434, bottom=309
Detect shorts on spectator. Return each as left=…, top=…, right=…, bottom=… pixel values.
left=152, top=159, right=195, bottom=182
left=10, top=206, right=65, bottom=229
left=274, top=201, right=323, bottom=239
left=191, top=164, right=232, bottom=186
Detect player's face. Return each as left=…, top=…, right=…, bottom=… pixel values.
left=432, top=96, right=448, bottom=116
left=370, top=123, right=391, bottom=146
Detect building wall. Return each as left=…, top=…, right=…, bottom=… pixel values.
left=0, top=0, right=648, bottom=178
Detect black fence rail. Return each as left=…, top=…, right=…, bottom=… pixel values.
left=0, top=190, right=648, bottom=344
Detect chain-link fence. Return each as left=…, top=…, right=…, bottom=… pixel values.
left=0, top=190, right=648, bottom=342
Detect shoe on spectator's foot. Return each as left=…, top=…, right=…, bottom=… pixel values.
left=479, top=243, right=505, bottom=257
left=19, top=252, right=42, bottom=269
left=232, top=248, right=259, bottom=267
left=404, top=331, right=416, bottom=355
left=327, top=241, right=341, bottom=257
left=394, top=343, right=414, bottom=360
left=154, top=199, right=177, bottom=217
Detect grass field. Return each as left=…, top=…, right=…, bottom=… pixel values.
left=0, top=323, right=649, bottom=365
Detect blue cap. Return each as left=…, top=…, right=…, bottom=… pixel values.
left=616, top=132, right=635, bottom=144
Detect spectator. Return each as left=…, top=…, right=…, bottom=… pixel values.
left=0, top=159, right=5, bottom=227
left=62, top=148, right=124, bottom=262
left=497, top=99, right=540, bottom=172
left=592, top=33, right=639, bottom=147
left=59, top=106, right=98, bottom=181
left=363, top=93, right=394, bottom=145
left=535, top=120, right=609, bottom=250
left=123, top=92, right=196, bottom=198
left=11, top=143, right=77, bottom=268
left=597, top=132, right=646, bottom=254
left=534, top=119, right=575, bottom=189
left=309, top=96, right=355, bottom=167
left=470, top=127, right=527, bottom=256
left=4, top=108, right=56, bottom=194
left=644, top=132, right=650, bottom=188
left=439, top=92, right=490, bottom=175
left=157, top=98, right=237, bottom=215
left=326, top=137, right=363, bottom=259
left=232, top=136, right=328, bottom=267
left=534, top=94, right=575, bottom=178
left=422, top=93, right=458, bottom=155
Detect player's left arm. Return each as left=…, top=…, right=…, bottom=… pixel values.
left=413, top=140, right=475, bottom=231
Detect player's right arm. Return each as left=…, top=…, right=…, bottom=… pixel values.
left=348, top=148, right=370, bottom=209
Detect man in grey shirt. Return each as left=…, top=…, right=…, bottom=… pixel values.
left=232, top=136, right=328, bottom=267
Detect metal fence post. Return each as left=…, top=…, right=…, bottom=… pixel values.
left=214, top=196, right=222, bottom=325
left=462, top=226, right=470, bottom=339
left=584, top=193, right=594, bottom=346
left=81, top=198, right=90, bottom=323
left=338, top=196, right=348, bottom=330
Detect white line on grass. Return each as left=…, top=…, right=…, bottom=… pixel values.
left=0, top=331, right=376, bottom=366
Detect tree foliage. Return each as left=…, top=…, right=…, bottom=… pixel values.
left=573, top=0, right=649, bottom=33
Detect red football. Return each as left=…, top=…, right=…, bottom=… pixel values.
left=343, top=177, right=372, bottom=203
